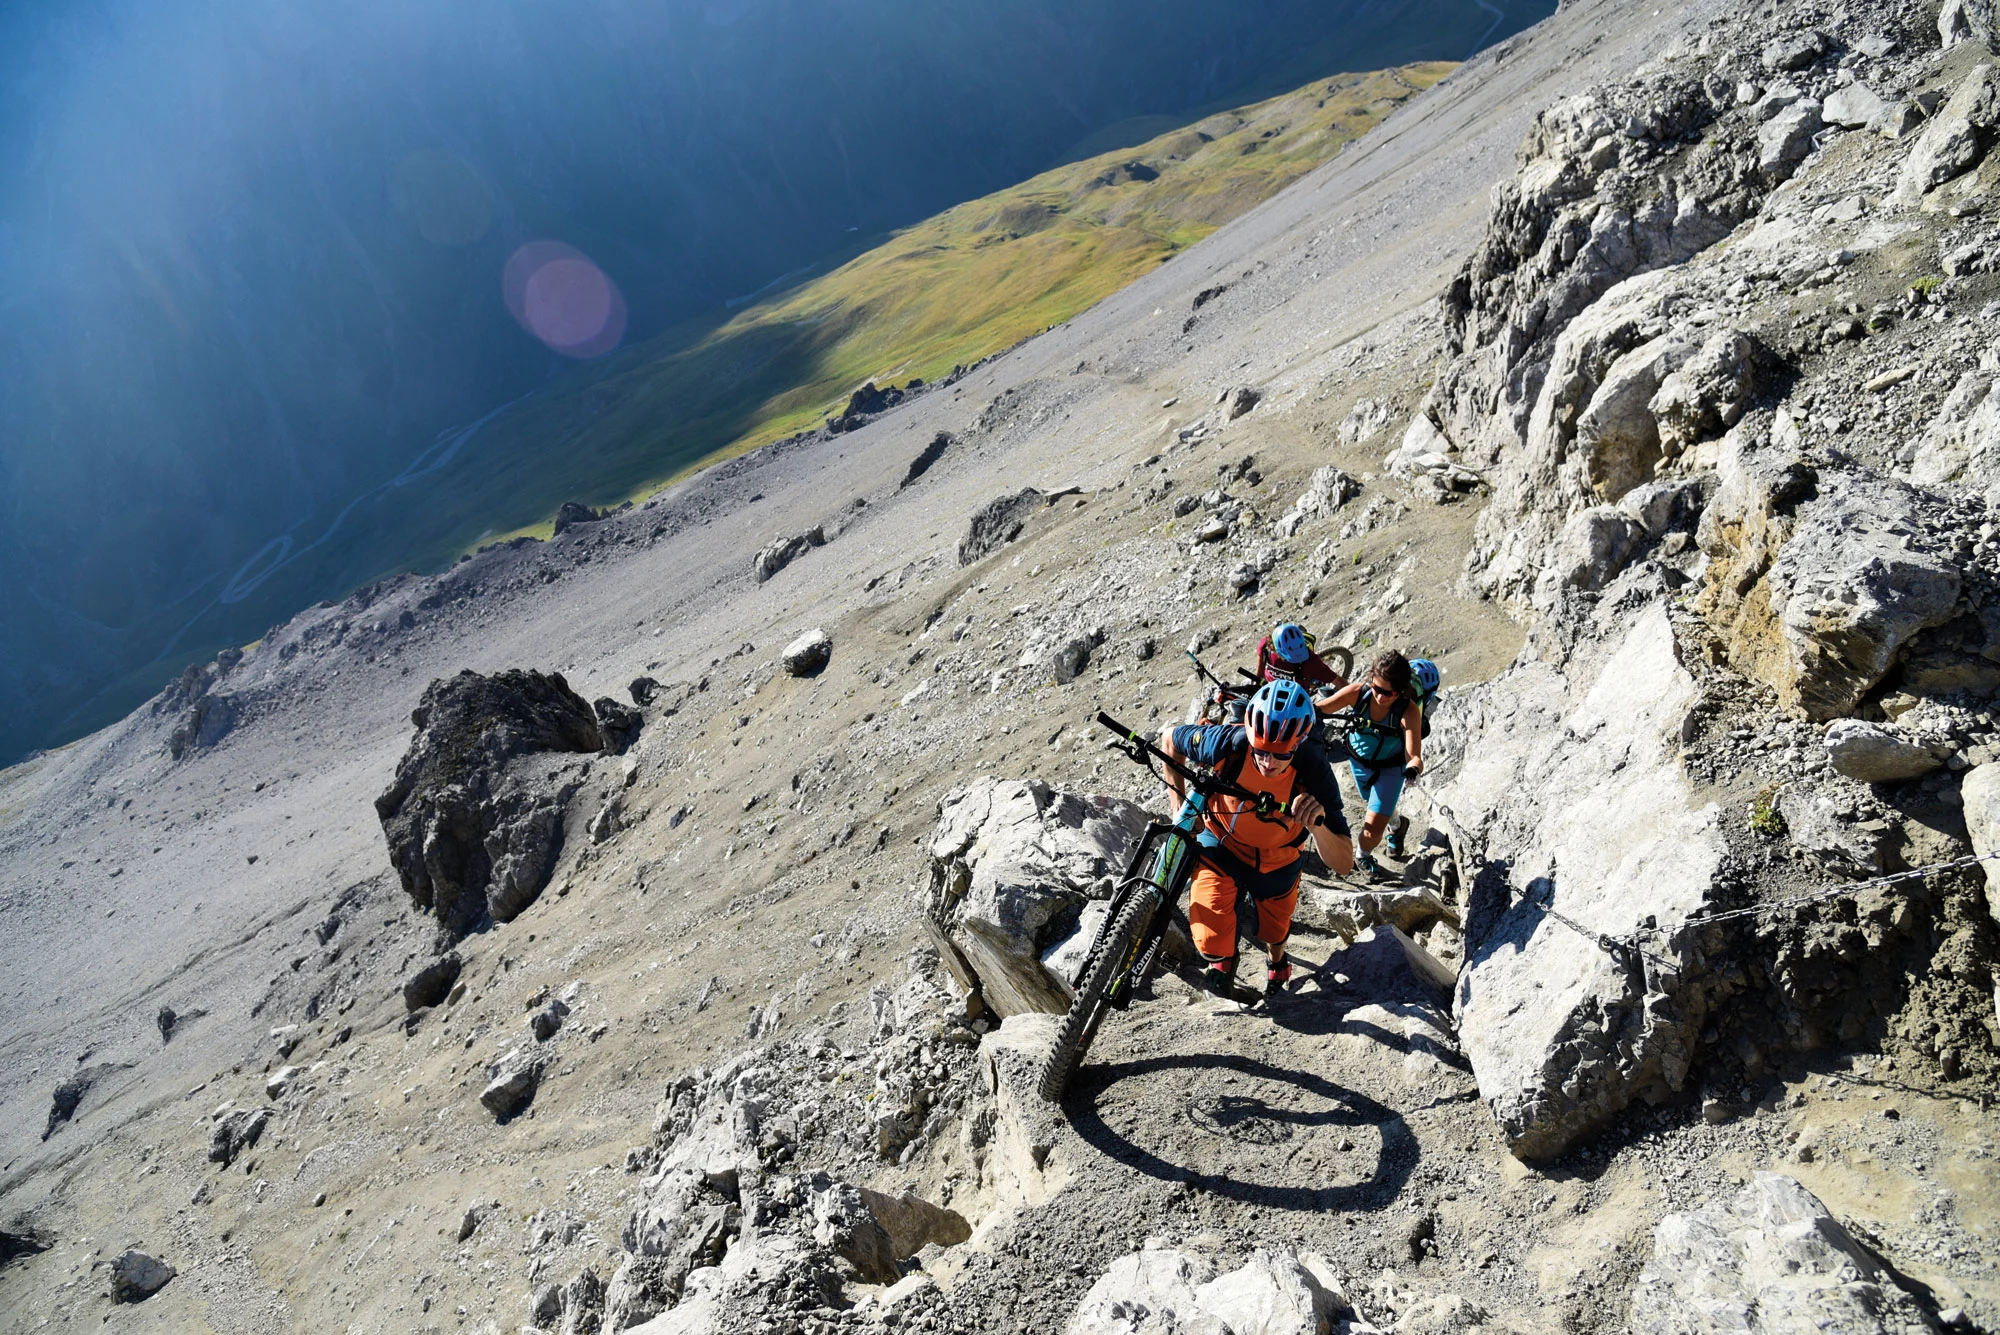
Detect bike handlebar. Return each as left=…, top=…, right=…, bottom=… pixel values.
left=1095, top=712, right=1301, bottom=822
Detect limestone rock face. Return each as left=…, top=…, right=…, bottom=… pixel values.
left=1821, top=720, right=1941, bottom=783
left=1444, top=604, right=1724, bottom=1160
left=1629, top=1174, right=1937, bottom=1334
left=926, top=779, right=1151, bottom=1017
left=1899, top=63, right=1999, bottom=196
left=375, top=669, right=600, bottom=936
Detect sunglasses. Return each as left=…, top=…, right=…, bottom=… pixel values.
left=1250, top=747, right=1298, bottom=763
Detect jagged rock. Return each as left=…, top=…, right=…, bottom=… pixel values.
left=1049, top=635, right=1094, bottom=684
left=375, top=669, right=600, bottom=936
left=168, top=691, right=239, bottom=761
left=265, top=1065, right=302, bottom=1099
left=553, top=501, right=603, bottom=534
left=1068, top=1248, right=1226, bottom=1335
left=1226, top=387, right=1262, bottom=420
left=531, top=997, right=571, bottom=1042
left=109, top=1250, right=175, bottom=1303
left=629, top=676, right=661, bottom=706
left=1761, top=30, right=1829, bottom=72
left=1910, top=368, right=2000, bottom=497
left=1756, top=98, right=1822, bottom=174
left=1340, top=398, right=1392, bottom=444
left=1384, top=414, right=1454, bottom=479
left=1900, top=63, right=2000, bottom=196
left=780, top=628, right=833, bottom=678
left=1195, top=1248, right=1342, bottom=1335
left=594, top=697, right=643, bottom=754
left=752, top=527, right=827, bottom=582
left=1649, top=329, right=1765, bottom=460
left=1555, top=505, right=1646, bottom=591
left=480, top=1051, right=544, bottom=1118
left=156, top=1006, right=176, bottom=1043
left=1961, top=763, right=2000, bottom=926
left=1576, top=334, right=1694, bottom=501
left=1701, top=457, right=1960, bottom=721
left=207, top=1106, right=269, bottom=1167
left=1291, top=466, right=1363, bottom=522
left=42, top=1065, right=124, bottom=1141
left=556, top=1267, right=605, bottom=1335
left=902, top=431, right=952, bottom=487
left=605, top=1253, right=685, bottom=1331
left=457, top=1202, right=496, bottom=1242
left=1069, top=1246, right=1343, bottom=1335
left=1822, top=720, right=1941, bottom=783
left=1778, top=787, right=1894, bottom=876
left=1822, top=82, right=1891, bottom=129
left=809, top=1177, right=899, bottom=1282
left=959, top=489, right=1045, bottom=565
left=1445, top=604, right=1724, bottom=1160
left=927, top=779, right=1151, bottom=1016
left=402, top=952, right=463, bottom=1011
left=531, top=1282, right=566, bottom=1326
left=1617, top=477, right=1711, bottom=539
left=1629, top=1174, right=1935, bottom=1333
left=622, top=1170, right=735, bottom=1288
left=1296, top=884, right=1456, bottom=943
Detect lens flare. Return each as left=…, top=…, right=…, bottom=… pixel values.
left=503, top=241, right=627, bottom=358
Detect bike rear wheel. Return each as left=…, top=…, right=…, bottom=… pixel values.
left=1036, top=893, right=1152, bottom=1102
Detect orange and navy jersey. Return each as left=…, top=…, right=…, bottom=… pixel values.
left=1169, top=724, right=1348, bottom=870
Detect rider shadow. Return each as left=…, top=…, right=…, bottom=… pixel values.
left=1065, top=1051, right=1418, bottom=1213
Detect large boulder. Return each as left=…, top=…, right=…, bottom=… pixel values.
left=1821, top=720, right=1940, bottom=783
left=780, top=628, right=833, bottom=678
left=959, top=489, right=1045, bottom=566
left=1444, top=604, right=1724, bottom=1160
left=109, top=1250, right=176, bottom=1304
left=752, top=527, right=826, bottom=582
left=1629, top=1174, right=1936, bottom=1334
left=1909, top=368, right=2000, bottom=499
left=927, top=779, right=1152, bottom=1017
left=374, top=669, right=600, bottom=936
left=1899, top=63, right=2000, bottom=196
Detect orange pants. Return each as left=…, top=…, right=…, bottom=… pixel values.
left=1189, top=862, right=1299, bottom=962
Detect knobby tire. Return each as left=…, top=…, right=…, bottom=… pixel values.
left=1036, top=894, right=1152, bottom=1102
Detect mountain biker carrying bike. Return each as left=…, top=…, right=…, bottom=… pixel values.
left=1157, top=680, right=1354, bottom=995
left=1315, top=650, right=1429, bottom=878
left=1255, top=621, right=1348, bottom=692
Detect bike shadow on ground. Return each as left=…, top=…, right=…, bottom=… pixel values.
left=1063, top=1051, right=1418, bottom=1213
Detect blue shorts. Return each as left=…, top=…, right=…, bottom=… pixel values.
left=1349, top=759, right=1406, bottom=817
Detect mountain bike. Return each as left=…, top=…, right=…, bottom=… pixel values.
left=1035, top=711, right=1303, bottom=1102
left=1183, top=643, right=1354, bottom=728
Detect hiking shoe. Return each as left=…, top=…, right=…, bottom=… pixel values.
left=1266, top=957, right=1294, bottom=989
left=1198, top=961, right=1238, bottom=997
left=1355, top=851, right=1381, bottom=879
left=1386, top=815, right=1411, bottom=860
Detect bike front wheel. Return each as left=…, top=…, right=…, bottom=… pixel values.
left=1036, top=893, right=1152, bottom=1102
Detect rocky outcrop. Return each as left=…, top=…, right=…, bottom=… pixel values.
left=1629, top=1174, right=1936, bottom=1334
left=902, top=431, right=953, bottom=488
left=375, top=669, right=600, bottom=937
left=926, top=779, right=1151, bottom=1017
left=752, top=527, right=827, bottom=582
left=1444, top=604, right=1724, bottom=1160
left=959, top=489, right=1045, bottom=566
left=207, top=1106, right=269, bottom=1167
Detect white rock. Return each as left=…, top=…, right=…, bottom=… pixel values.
left=1823, top=82, right=1890, bottom=129
left=1384, top=415, right=1453, bottom=478
left=1630, top=1174, right=1935, bottom=1334
left=780, top=628, right=833, bottom=677
left=1757, top=98, right=1823, bottom=173
left=1961, top=764, right=2000, bottom=928
left=1194, top=1247, right=1340, bottom=1335
left=1067, top=1248, right=1226, bottom=1335
left=1900, top=64, right=2000, bottom=196
left=266, top=1065, right=302, bottom=1099
left=1444, top=604, right=1724, bottom=1159
left=927, top=779, right=1150, bottom=1017
left=1821, top=720, right=1941, bottom=782
left=1040, top=900, right=1110, bottom=996
left=979, top=1014, right=1067, bottom=1213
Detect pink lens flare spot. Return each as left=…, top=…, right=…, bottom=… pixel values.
left=503, top=241, right=627, bottom=358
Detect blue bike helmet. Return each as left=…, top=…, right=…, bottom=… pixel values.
left=1271, top=622, right=1311, bottom=665
left=1410, top=658, right=1441, bottom=698
left=1246, top=680, right=1315, bottom=753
